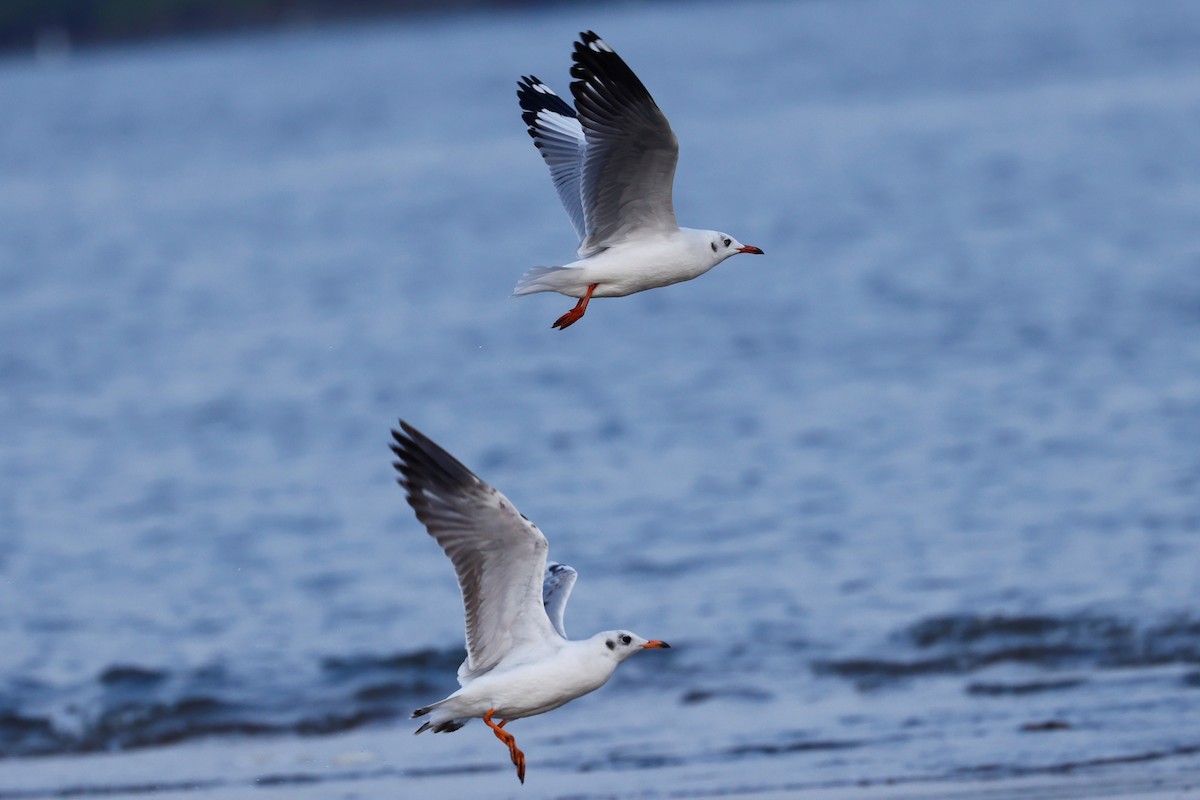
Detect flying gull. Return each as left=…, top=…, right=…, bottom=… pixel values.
left=391, top=421, right=670, bottom=783
left=513, top=31, right=764, bottom=329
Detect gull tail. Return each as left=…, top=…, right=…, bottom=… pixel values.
left=412, top=700, right=468, bottom=734
left=512, top=266, right=574, bottom=297
left=414, top=719, right=467, bottom=734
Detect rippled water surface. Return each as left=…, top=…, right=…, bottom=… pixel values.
left=3, top=0, right=1200, bottom=796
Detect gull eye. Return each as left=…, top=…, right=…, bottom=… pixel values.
left=723, top=238, right=732, bottom=247
left=620, top=634, right=632, bottom=646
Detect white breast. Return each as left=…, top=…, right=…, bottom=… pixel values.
left=580, top=228, right=723, bottom=297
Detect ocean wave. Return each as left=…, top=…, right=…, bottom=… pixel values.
left=0, top=648, right=463, bottom=759
left=815, top=612, right=1200, bottom=688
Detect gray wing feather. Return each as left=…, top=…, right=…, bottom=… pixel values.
left=391, top=421, right=558, bottom=677
left=570, top=31, right=679, bottom=254
left=542, top=562, right=578, bottom=639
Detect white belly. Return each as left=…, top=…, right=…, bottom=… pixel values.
left=575, top=240, right=719, bottom=297
left=452, top=650, right=615, bottom=720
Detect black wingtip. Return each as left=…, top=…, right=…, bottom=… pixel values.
left=568, top=29, right=657, bottom=112
left=390, top=420, right=481, bottom=500
left=392, top=419, right=434, bottom=457
left=516, top=75, right=577, bottom=122
left=573, top=30, right=609, bottom=60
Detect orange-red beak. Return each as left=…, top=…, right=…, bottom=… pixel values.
left=738, top=245, right=764, bottom=254
left=642, top=640, right=671, bottom=649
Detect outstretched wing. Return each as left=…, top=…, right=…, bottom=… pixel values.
left=571, top=31, right=679, bottom=255
left=517, top=76, right=588, bottom=244
left=391, top=421, right=559, bottom=677
left=542, top=562, right=578, bottom=639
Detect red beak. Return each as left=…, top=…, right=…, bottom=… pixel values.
left=737, top=245, right=764, bottom=254
left=642, top=640, right=671, bottom=649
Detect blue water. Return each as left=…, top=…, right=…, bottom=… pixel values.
left=3, top=0, right=1200, bottom=796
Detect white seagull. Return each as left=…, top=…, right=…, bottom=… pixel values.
left=390, top=421, right=670, bottom=784
left=513, top=31, right=764, bottom=330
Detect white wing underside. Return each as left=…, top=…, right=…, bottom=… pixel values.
left=391, top=423, right=561, bottom=686
left=517, top=79, right=589, bottom=244
left=518, top=32, right=679, bottom=259
left=542, top=562, right=578, bottom=639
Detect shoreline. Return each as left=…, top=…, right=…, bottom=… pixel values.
left=2, top=729, right=1198, bottom=799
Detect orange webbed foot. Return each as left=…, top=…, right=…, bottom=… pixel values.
left=552, top=308, right=585, bottom=329
left=484, top=708, right=527, bottom=784
left=551, top=283, right=598, bottom=331
left=511, top=744, right=526, bottom=783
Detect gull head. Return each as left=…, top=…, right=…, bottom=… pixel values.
left=594, top=630, right=671, bottom=663
left=706, top=231, right=764, bottom=263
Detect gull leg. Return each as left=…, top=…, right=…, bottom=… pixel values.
left=484, top=708, right=526, bottom=784
left=552, top=283, right=598, bottom=330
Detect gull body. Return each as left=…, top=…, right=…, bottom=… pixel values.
left=515, top=227, right=758, bottom=300
left=390, top=422, right=670, bottom=783
left=415, top=630, right=657, bottom=725
left=513, top=32, right=764, bottom=329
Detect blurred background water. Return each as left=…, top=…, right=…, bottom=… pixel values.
left=2, top=0, right=1200, bottom=797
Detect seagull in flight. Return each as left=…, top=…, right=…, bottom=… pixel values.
left=512, top=31, right=764, bottom=330
left=391, top=421, right=670, bottom=783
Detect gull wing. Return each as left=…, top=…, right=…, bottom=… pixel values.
left=542, top=562, right=578, bottom=639
left=570, top=31, right=679, bottom=255
left=517, top=76, right=588, bottom=244
left=391, top=421, right=558, bottom=677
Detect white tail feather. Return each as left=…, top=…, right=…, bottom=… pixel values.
left=512, top=266, right=573, bottom=296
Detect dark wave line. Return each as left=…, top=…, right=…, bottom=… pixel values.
left=956, top=741, right=1200, bottom=778
left=816, top=612, right=1200, bottom=687
left=0, top=648, right=464, bottom=760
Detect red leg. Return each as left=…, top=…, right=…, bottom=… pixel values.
left=552, top=283, right=598, bottom=330
left=483, top=708, right=526, bottom=784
